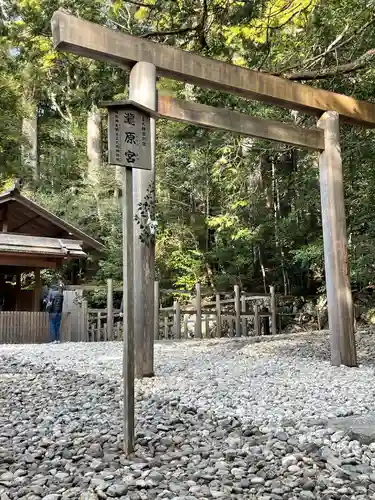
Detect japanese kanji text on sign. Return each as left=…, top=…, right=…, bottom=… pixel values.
left=105, top=101, right=153, bottom=170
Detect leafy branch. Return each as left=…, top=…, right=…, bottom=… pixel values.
left=285, top=49, right=375, bottom=81
left=125, top=0, right=157, bottom=8
left=141, top=26, right=198, bottom=38
left=134, top=181, right=157, bottom=246
left=277, top=13, right=375, bottom=76
left=140, top=0, right=208, bottom=48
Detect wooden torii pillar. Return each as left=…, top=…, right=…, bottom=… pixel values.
left=50, top=10, right=373, bottom=370
left=318, top=112, right=357, bottom=367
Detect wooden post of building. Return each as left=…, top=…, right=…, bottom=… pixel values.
left=216, top=293, right=221, bottom=338
left=130, top=61, right=156, bottom=378
left=317, top=111, right=357, bottom=367
left=234, top=285, right=241, bottom=337
left=33, top=268, right=41, bottom=312
left=154, top=281, right=160, bottom=341
left=241, top=293, right=247, bottom=336
left=107, top=278, right=113, bottom=341
left=254, top=304, right=260, bottom=336
left=174, top=300, right=181, bottom=339
left=194, top=283, right=202, bottom=339
left=270, top=286, right=277, bottom=336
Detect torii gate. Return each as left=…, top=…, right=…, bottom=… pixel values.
left=51, top=11, right=374, bottom=447
left=50, top=9, right=375, bottom=368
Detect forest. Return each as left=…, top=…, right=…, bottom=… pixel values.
left=1, top=0, right=375, bottom=302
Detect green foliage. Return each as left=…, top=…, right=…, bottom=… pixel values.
left=2, top=0, right=375, bottom=295
left=0, top=45, right=24, bottom=178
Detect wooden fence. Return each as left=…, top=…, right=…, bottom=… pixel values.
left=66, top=281, right=288, bottom=342
left=73, top=282, right=277, bottom=342
left=64, top=281, right=122, bottom=342
left=0, top=308, right=120, bottom=345
left=0, top=281, right=312, bottom=345
left=86, top=309, right=122, bottom=341
left=156, top=284, right=278, bottom=340
left=0, top=312, right=72, bottom=344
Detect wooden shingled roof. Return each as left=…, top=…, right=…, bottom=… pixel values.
left=0, top=233, right=87, bottom=259
left=0, top=186, right=104, bottom=252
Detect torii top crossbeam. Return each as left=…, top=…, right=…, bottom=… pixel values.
left=51, top=10, right=375, bottom=128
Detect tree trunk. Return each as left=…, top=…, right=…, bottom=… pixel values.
left=258, top=246, right=267, bottom=293
left=87, top=105, right=102, bottom=183
left=260, top=155, right=273, bottom=209
left=114, top=166, right=123, bottom=203
left=22, top=102, right=39, bottom=187
left=87, top=105, right=102, bottom=220
left=206, top=164, right=210, bottom=252
left=273, top=158, right=289, bottom=295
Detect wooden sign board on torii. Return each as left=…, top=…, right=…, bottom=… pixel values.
left=51, top=9, right=366, bottom=453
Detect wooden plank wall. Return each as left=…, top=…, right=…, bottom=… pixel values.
left=63, top=290, right=86, bottom=341
left=0, top=312, right=72, bottom=344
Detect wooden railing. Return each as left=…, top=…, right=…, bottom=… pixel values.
left=156, top=284, right=278, bottom=340
left=73, top=282, right=282, bottom=342
left=87, top=309, right=122, bottom=341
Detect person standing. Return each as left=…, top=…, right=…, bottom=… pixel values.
left=45, top=282, right=64, bottom=342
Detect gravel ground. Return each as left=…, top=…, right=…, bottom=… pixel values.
left=1, top=331, right=375, bottom=500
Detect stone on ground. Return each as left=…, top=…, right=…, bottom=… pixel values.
left=1, top=331, right=375, bottom=499
left=328, top=414, right=375, bottom=444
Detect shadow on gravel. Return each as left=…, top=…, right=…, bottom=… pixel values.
left=270, top=331, right=375, bottom=367
left=222, top=339, right=249, bottom=352
left=275, top=337, right=331, bottom=362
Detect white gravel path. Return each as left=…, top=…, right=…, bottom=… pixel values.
left=1, top=331, right=375, bottom=500
left=2, top=332, right=375, bottom=426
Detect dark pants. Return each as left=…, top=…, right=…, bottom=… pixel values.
left=49, top=313, right=62, bottom=342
